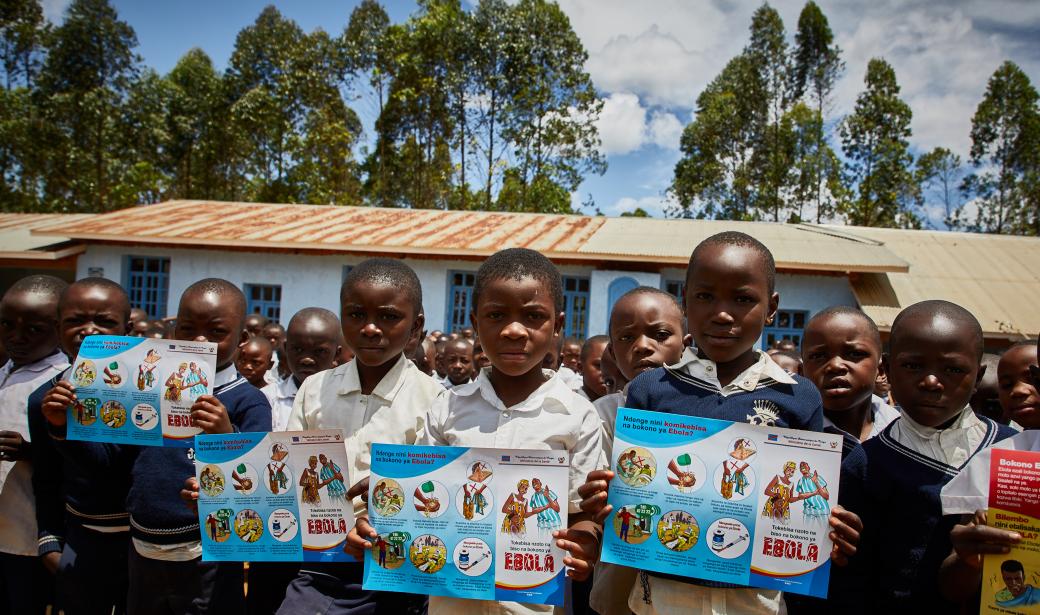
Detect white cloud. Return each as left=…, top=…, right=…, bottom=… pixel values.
left=597, top=92, right=647, bottom=155
left=604, top=194, right=676, bottom=218
left=648, top=111, right=683, bottom=150
left=41, top=0, right=71, bottom=22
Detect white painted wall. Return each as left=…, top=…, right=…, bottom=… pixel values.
left=587, top=269, right=663, bottom=336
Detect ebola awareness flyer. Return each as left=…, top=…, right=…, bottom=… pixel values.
left=600, top=407, right=843, bottom=598
left=66, top=335, right=216, bottom=447
left=195, top=430, right=355, bottom=563
left=362, top=444, right=570, bottom=606
left=981, top=449, right=1040, bottom=614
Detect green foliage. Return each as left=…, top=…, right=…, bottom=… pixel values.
left=916, top=147, right=965, bottom=229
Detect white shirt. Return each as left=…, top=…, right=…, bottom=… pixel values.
left=263, top=352, right=285, bottom=386
left=262, top=377, right=299, bottom=432
left=941, top=429, right=1040, bottom=515
left=557, top=366, right=584, bottom=391
left=0, top=352, right=69, bottom=556
left=889, top=404, right=989, bottom=468
left=822, top=395, right=901, bottom=444
left=671, top=347, right=796, bottom=396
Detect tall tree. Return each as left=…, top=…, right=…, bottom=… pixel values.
left=745, top=3, right=790, bottom=221
left=839, top=58, right=914, bottom=227
left=470, top=0, right=514, bottom=209
left=0, top=0, right=45, bottom=89
left=916, top=147, right=966, bottom=229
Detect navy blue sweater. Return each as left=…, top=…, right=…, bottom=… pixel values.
left=50, top=373, right=271, bottom=545
left=841, top=417, right=1015, bottom=613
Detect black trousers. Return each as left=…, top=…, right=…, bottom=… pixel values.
left=276, top=563, right=426, bottom=615
left=126, top=545, right=245, bottom=615
left=56, top=524, right=130, bottom=615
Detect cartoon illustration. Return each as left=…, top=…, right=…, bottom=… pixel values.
left=461, top=482, right=489, bottom=521
left=164, top=363, right=188, bottom=402
left=529, top=478, right=561, bottom=532
left=73, top=360, right=96, bottom=387
left=612, top=504, right=656, bottom=545
left=468, top=461, right=493, bottom=483
left=996, top=560, right=1040, bottom=607
left=299, top=455, right=339, bottom=505
left=793, top=461, right=830, bottom=522
left=409, top=534, right=447, bottom=574
left=232, top=463, right=255, bottom=493
left=100, top=400, right=126, bottom=428
left=721, top=439, right=755, bottom=500
left=372, top=479, right=405, bottom=517
left=413, top=481, right=444, bottom=517
left=318, top=454, right=346, bottom=502
left=617, top=507, right=637, bottom=543
left=616, top=447, right=656, bottom=487
left=706, top=518, right=751, bottom=560
left=500, top=479, right=533, bottom=534
left=102, top=361, right=122, bottom=386
left=136, top=349, right=162, bottom=391
left=73, top=397, right=99, bottom=426
left=762, top=461, right=797, bottom=521
left=234, top=509, right=264, bottom=542
left=183, top=362, right=209, bottom=400
left=199, top=464, right=226, bottom=497
left=656, top=510, right=699, bottom=552
left=453, top=537, right=492, bottom=577
left=204, top=509, right=233, bottom=543
left=266, top=443, right=291, bottom=495
left=268, top=509, right=298, bottom=542
left=668, top=454, right=697, bottom=493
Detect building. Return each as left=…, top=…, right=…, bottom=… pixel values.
left=0, top=213, right=91, bottom=291
left=29, top=200, right=1040, bottom=350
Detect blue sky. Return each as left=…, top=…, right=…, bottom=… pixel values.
left=43, top=0, right=1040, bottom=222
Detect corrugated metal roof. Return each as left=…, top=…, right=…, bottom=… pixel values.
left=839, top=225, right=1040, bottom=339
left=0, top=213, right=91, bottom=260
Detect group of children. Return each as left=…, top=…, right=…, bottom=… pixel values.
left=0, top=230, right=1036, bottom=615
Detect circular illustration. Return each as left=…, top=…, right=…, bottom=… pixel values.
left=657, top=510, right=700, bottom=552
left=231, top=463, right=258, bottom=496
left=371, top=531, right=410, bottom=571
left=135, top=349, right=162, bottom=391
left=467, top=460, right=493, bottom=483
left=199, top=464, right=226, bottom=497
left=456, top=482, right=494, bottom=522
left=265, top=452, right=293, bottom=496
left=131, top=403, right=158, bottom=430
left=72, top=397, right=99, bottom=426
left=100, top=400, right=126, bottom=429
left=101, top=360, right=125, bottom=388
left=409, top=534, right=447, bottom=574
left=267, top=509, right=298, bottom=543
left=413, top=480, right=449, bottom=518
left=706, top=518, right=751, bottom=559
left=72, top=359, right=96, bottom=387
left=612, top=503, right=658, bottom=545
left=203, top=508, right=233, bottom=543
left=453, top=537, right=493, bottom=577
left=667, top=452, right=707, bottom=494
left=234, top=509, right=264, bottom=543
left=616, top=447, right=657, bottom=488
left=371, top=478, right=406, bottom=517
left=714, top=439, right=758, bottom=502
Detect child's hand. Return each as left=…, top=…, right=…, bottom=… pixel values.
left=0, top=430, right=30, bottom=461
left=347, top=477, right=369, bottom=503
left=180, top=477, right=199, bottom=513
left=950, top=509, right=1021, bottom=569
left=41, top=551, right=61, bottom=575
left=190, top=395, right=232, bottom=434
left=577, top=470, right=614, bottom=524
left=345, top=517, right=377, bottom=559
left=41, top=381, right=76, bottom=427
left=828, top=505, right=862, bottom=566
left=553, top=522, right=601, bottom=582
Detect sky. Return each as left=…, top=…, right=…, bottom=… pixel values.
left=43, top=0, right=1040, bottom=222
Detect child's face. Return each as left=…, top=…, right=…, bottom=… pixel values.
left=802, top=313, right=881, bottom=413
left=264, top=325, right=286, bottom=351
left=0, top=289, right=60, bottom=367
left=57, top=285, right=130, bottom=359
left=600, top=347, right=625, bottom=393
left=684, top=244, right=778, bottom=366
left=771, top=354, right=802, bottom=375
left=443, top=342, right=474, bottom=385
left=286, top=319, right=341, bottom=383
left=175, top=290, right=247, bottom=368
left=235, top=343, right=272, bottom=386
left=580, top=340, right=608, bottom=399
left=998, top=345, right=1040, bottom=429
left=341, top=280, right=422, bottom=368
left=244, top=315, right=266, bottom=338
left=609, top=293, right=685, bottom=382
left=561, top=342, right=581, bottom=372
left=471, top=275, right=563, bottom=378
left=473, top=341, right=490, bottom=370
left=885, top=313, right=981, bottom=427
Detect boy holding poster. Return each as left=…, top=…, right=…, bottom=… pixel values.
left=578, top=232, right=861, bottom=615
left=348, top=248, right=606, bottom=615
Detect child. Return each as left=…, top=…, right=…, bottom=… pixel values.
left=800, top=307, right=899, bottom=457
left=579, top=232, right=860, bottom=615
left=599, top=346, right=626, bottom=395
left=0, top=275, right=68, bottom=614
left=561, top=337, right=582, bottom=373
left=244, top=312, right=269, bottom=338
left=441, top=338, right=474, bottom=387
left=769, top=350, right=802, bottom=375
left=576, top=335, right=609, bottom=402
left=969, top=353, right=1003, bottom=423
left=236, top=336, right=274, bottom=388
left=841, top=300, right=1016, bottom=612
left=348, top=248, right=604, bottom=615
left=410, top=339, right=435, bottom=376
left=277, top=259, right=443, bottom=615
left=43, top=278, right=272, bottom=613
left=29, top=277, right=134, bottom=615
left=432, top=337, right=450, bottom=383
left=263, top=321, right=292, bottom=385
left=472, top=338, right=491, bottom=374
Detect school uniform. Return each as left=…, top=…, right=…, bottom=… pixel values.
left=622, top=347, right=822, bottom=615
left=841, top=406, right=1016, bottom=613
left=278, top=355, right=443, bottom=615
left=557, top=366, right=584, bottom=391
left=821, top=394, right=900, bottom=460
left=421, top=368, right=607, bottom=615
left=940, top=429, right=1040, bottom=515
left=0, top=351, right=67, bottom=613
left=262, top=376, right=299, bottom=432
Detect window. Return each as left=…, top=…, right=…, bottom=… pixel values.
left=124, top=256, right=170, bottom=319
left=606, top=277, right=639, bottom=330
left=762, top=309, right=809, bottom=350
left=446, top=271, right=476, bottom=332
left=664, top=279, right=685, bottom=303
left=562, top=276, right=590, bottom=338
left=245, top=284, right=282, bottom=323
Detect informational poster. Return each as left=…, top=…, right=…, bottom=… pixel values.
left=66, top=335, right=216, bottom=447
left=982, top=449, right=1040, bottom=614
left=195, top=430, right=355, bottom=563
left=600, top=407, right=842, bottom=598
left=362, top=443, right=570, bottom=606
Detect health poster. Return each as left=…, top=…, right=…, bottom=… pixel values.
left=981, top=449, right=1040, bottom=614
left=66, top=335, right=216, bottom=447
left=600, top=407, right=842, bottom=598
left=362, top=444, right=570, bottom=606
left=195, top=430, right=355, bottom=563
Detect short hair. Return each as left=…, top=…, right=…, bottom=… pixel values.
left=262, top=322, right=285, bottom=335
left=890, top=300, right=984, bottom=359
left=240, top=336, right=273, bottom=355
left=288, top=307, right=340, bottom=331
left=181, top=278, right=247, bottom=323
left=473, top=248, right=563, bottom=313
left=773, top=350, right=802, bottom=364
left=687, top=231, right=776, bottom=293
left=609, top=286, right=682, bottom=331
left=444, top=338, right=473, bottom=354
left=341, top=258, right=422, bottom=315
left=5, top=274, right=68, bottom=303
left=244, top=312, right=269, bottom=325
left=806, top=306, right=882, bottom=349
left=60, top=277, right=131, bottom=322
left=581, top=335, right=609, bottom=361
left=1002, top=559, right=1025, bottom=574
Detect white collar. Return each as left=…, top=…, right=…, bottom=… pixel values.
left=670, top=346, right=796, bottom=392
left=337, top=354, right=412, bottom=400
left=454, top=367, right=574, bottom=413
left=214, top=365, right=239, bottom=389
left=897, top=404, right=981, bottom=439
left=275, top=377, right=299, bottom=399
left=822, top=394, right=901, bottom=438
left=0, top=351, right=67, bottom=377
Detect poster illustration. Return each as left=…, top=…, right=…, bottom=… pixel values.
left=982, top=449, right=1040, bottom=614
left=601, top=407, right=842, bottom=598
left=363, top=443, right=570, bottom=606
left=195, top=430, right=355, bottom=562
left=66, top=335, right=216, bottom=447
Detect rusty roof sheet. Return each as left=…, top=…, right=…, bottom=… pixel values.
left=0, top=213, right=91, bottom=260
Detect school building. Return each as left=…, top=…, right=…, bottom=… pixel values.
left=10, top=199, right=1040, bottom=350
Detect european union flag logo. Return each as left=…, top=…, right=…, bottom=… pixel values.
left=501, top=455, right=510, bottom=462
left=292, top=436, right=300, bottom=443
left=767, top=434, right=778, bottom=442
